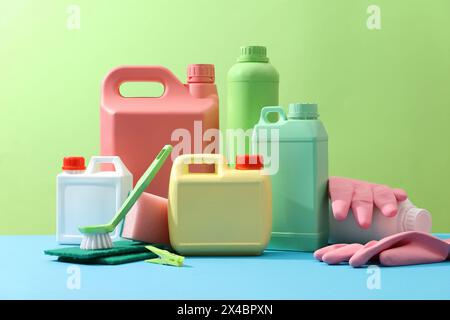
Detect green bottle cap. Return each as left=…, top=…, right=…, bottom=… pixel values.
left=238, top=46, right=269, bottom=62
left=288, top=103, right=319, bottom=119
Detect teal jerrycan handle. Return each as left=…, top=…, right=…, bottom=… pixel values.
left=79, top=145, right=173, bottom=234
left=259, top=106, right=287, bottom=124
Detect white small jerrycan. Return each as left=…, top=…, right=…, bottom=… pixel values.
left=56, top=156, right=133, bottom=244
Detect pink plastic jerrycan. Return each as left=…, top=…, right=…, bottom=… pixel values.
left=101, top=65, right=219, bottom=197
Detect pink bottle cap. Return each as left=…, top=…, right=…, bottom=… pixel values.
left=187, top=64, right=215, bottom=83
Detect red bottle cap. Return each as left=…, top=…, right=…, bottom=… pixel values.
left=187, top=64, right=215, bottom=83
left=235, top=155, right=264, bottom=170
left=62, top=157, right=86, bottom=171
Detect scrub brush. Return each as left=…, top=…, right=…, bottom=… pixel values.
left=79, top=145, right=173, bottom=250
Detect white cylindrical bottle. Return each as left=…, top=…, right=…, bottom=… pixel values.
left=329, top=199, right=432, bottom=244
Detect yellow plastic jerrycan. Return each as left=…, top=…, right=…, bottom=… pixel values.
left=168, top=154, right=272, bottom=256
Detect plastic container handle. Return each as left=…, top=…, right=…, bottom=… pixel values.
left=102, top=65, right=188, bottom=106
left=173, top=154, right=225, bottom=176
left=259, top=106, right=287, bottom=124
left=85, top=156, right=127, bottom=175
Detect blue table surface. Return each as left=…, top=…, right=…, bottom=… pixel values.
left=1, top=235, right=449, bottom=300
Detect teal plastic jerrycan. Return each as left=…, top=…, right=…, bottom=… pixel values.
left=252, top=103, right=329, bottom=252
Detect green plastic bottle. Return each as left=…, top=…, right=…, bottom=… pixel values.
left=252, top=103, right=329, bottom=252
left=226, top=46, right=279, bottom=164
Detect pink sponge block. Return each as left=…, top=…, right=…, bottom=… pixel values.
left=122, top=192, right=170, bottom=245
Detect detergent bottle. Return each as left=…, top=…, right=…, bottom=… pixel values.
left=168, top=154, right=272, bottom=256
left=329, top=199, right=432, bottom=244
left=253, top=103, right=329, bottom=252
left=56, top=156, right=132, bottom=244
left=226, top=46, right=279, bottom=165
left=101, top=64, right=219, bottom=197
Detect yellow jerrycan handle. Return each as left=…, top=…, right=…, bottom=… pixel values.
left=172, top=154, right=225, bottom=177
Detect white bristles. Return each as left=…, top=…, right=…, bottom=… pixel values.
left=80, top=233, right=113, bottom=250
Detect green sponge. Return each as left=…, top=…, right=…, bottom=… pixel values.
left=57, top=252, right=157, bottom=265
left=44, top=241, right=173, bottom=265
left=44, top=241, right=148, bottom=260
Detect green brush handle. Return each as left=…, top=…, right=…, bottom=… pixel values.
left=79, top=145, right=173, bottom=234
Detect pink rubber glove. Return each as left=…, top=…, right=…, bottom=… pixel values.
left=314, top=231, right=450, bottom=267
left=314, top=242, right=374, bottom=265
left=329, top=177, right=408, bottom=229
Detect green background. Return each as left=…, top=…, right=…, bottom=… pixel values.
left=1, top=0, right=449, bottom=234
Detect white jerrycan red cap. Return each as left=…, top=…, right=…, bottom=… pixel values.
left=62, top=157, right=86, bottom=171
